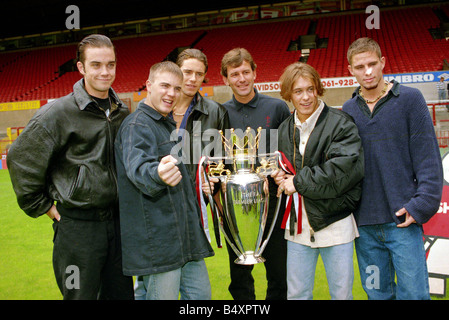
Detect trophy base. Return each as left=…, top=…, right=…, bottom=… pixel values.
left=234, top=252, right=266, bottom=265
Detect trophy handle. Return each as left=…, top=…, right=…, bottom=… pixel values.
left=255, top=151, right=283, bottom=257
left=201, top=159, right=246, bottom=258
left=255, top=192, right=282, bottom=256
left=201, top=160, right=223, bottom=248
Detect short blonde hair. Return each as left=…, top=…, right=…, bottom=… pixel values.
left=279, top=62, right=324, bottom=102
left=148, top=61, right=183, bottom=82
left=347, top=37, right=382, bottom=65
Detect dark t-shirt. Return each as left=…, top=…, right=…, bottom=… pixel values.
left=92, top=96, right=111, bottom=114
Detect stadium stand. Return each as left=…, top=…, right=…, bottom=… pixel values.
left=192, top=19, right=309, bottom=85
left=1, top=5, right=449, bottom=102
left=112, top=30, right=206, bottom=92
left=0, top=45, right=76, bottom=102
left=307, top=6, right=449, bottom=77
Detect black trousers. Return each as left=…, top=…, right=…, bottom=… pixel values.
left=52, top=216, right=134, bottom=300
left=225, top=191, right=287, bottom=300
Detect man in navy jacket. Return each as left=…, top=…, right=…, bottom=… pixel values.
left=115, top=61, right=214, bottom=300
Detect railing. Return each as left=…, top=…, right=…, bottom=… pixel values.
left=431, top=101, right=449, bottom=148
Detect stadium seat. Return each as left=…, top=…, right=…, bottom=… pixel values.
left=1, top=6, right=448, bottom=102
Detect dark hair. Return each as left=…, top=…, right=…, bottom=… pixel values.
left=221, top=48, right=257, bottom=77
left=176, top=48, right=209, bottom=84
left=76, top=34, right=115, bottom=64
left=177, top=48, right=208, bottom=73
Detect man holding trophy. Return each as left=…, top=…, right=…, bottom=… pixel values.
left=272, top=62, right=364, bottom=299
left=218, top=48, right=291, bottom=300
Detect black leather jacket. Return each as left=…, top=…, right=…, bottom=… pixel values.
left=7, top=79, right=130, bottom=220
left=277, top=104, right=364, bottom=232
left=180, top=93, right=230, bottom=180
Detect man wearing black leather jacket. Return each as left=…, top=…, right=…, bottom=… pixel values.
left=7, top=34, right=133, bottom=300
left=272, top=62, right=364, bottom=299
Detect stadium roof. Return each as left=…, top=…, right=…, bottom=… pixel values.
left=0, top=0, right=290, bottom=38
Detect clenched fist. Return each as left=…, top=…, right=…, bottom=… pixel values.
left=158, top=155, right=182, bottom=187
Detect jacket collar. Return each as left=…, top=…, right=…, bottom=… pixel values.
left=191, top=93, right=209, bottom=116
left=288, top=103, right=329, bottom=143
left=73, top=79, right=122, bottom=111
left=137, top=99, right=176, bottom=124
left=293, top=99, right=325, bottom=130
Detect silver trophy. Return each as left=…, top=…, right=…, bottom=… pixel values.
left=203, top=127, right=281, bottom=265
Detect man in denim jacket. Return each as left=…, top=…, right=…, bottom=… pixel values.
left=115, top=61, right=214, bottom=300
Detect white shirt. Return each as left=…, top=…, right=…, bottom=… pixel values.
left=284, top=100, right=359, bottom=248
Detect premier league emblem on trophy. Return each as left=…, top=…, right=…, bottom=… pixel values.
left=200, top=127, right=281, bottom=265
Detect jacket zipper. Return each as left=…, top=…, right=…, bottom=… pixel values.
left=107, top=108, right=118, bottom=202
left=300, top=147, right=315, bottom=242
left=98, top=102, right=119, bottom=203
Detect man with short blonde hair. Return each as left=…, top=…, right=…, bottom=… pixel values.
left=115, top=61, right=214, bottom=300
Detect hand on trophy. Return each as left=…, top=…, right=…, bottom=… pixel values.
left=202, top=175, right=219, bottom=195
left=158, top=155, right=182, bottom=187
left=279, top=175, right=296, bottom=196
left=272, top=169, right=296, bottom=197
left=271, top=169, right=286, bottom=185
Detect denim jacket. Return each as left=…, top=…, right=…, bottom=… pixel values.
left=115, top=101, right=214, bottom=276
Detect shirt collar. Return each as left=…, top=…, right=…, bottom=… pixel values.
left=231, top=88, right=260, bottom=110
left=186, top=93, right=198, bottom=115
left=294, top=99, right=325, bottom=130
left=74, top=79, right=121, bottom=111
left=138, top=99, right=176, bottom=124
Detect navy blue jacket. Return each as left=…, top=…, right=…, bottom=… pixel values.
left=115, top=101, right=214, bottom=276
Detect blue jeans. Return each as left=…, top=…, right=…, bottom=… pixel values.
left=140, top=259, right=211, bottom=300
left=286, top=241, right=355, bottom=300
left=355, top=223, right=430, bottom=300
left=438, top=89, right=447, bottom=101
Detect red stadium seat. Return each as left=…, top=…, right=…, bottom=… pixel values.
left=1, top=6, right=448, bottom=102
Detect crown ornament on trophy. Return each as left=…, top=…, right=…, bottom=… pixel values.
left=223, top=127, right=261, bottom=156
left=208, top=127, right=278, bottom=177
left=200, top=127, right=282, bottom=265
